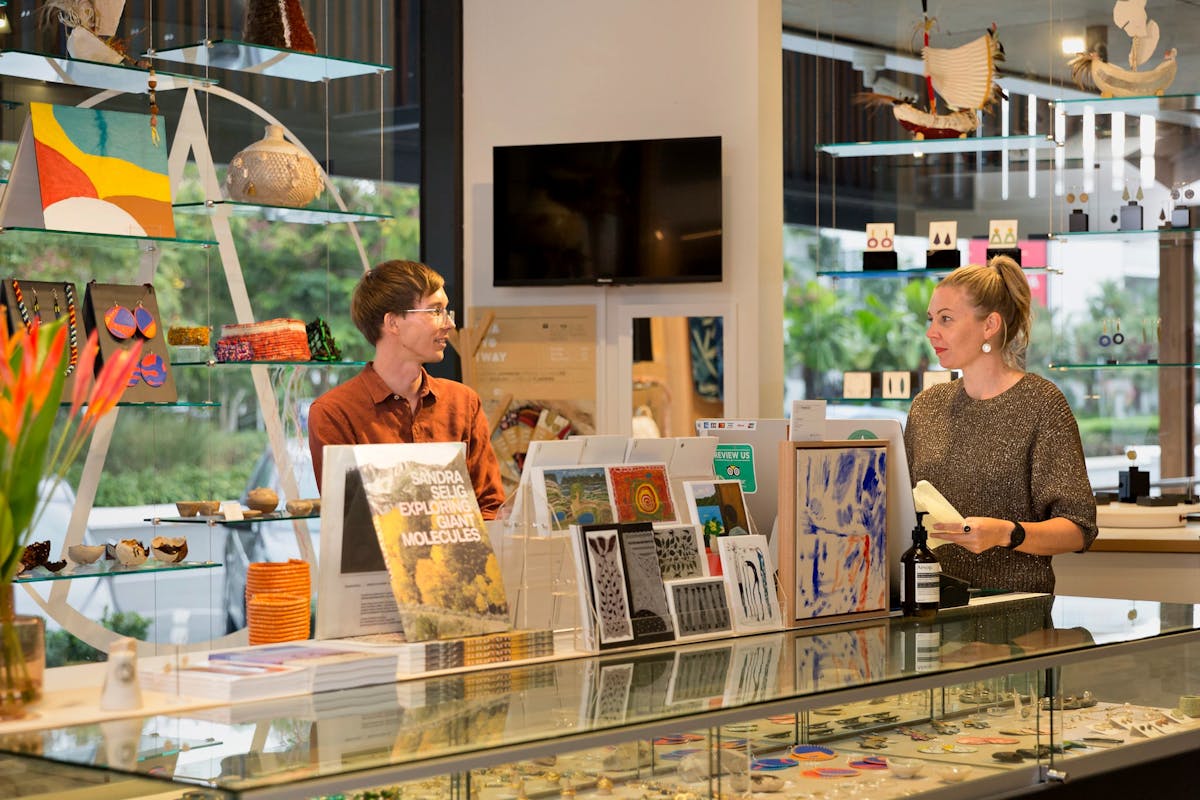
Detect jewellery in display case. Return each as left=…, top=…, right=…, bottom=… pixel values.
left=917, top=743, right=977, bottom=754
left=897, top=726, right=935, bottom=741
left=595, top=777, right=614, bottom=796
left=930, top=720, right=961, bottom=735
left=858, top=735, right=889, bottom=750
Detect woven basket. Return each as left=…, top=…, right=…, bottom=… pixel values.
left=226, top=125, right=323, bottom=208
left=216, top=318, right=311, bottom=361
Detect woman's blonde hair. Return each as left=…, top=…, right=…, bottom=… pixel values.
left=938, top=255, right=1032, bottom=369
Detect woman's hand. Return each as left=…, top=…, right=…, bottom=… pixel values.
left=929, top=517, right=1014, bottom=553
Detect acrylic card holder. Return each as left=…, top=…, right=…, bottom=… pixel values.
left=3, top=278, right=84, bottom=397
left=82, top=280, right=177, bottom=403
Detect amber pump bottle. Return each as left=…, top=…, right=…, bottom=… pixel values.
left=901, top=510, right=941, bottom=618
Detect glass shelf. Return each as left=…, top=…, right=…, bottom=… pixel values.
left=818, top=266, right=1057, bottom=279
left=15, top=559, right=219, bottom=583
left=1054, top=92, right=1200, bottom=116
left=1048, top=360, right=1189, bottom=370
left=148, top=511, right=319, bottom=527
left=173, top=200, right=393, bottom=225
left=824, top=397, right=912, bottom=404
left=1052, top=227, right=1199, bottom=241
left=149, top=40, right=391, bottom=82
left=0, top=226, right=216, bottom=249
left=109, top=400, right=220, bottom=408
left=816, top=134, right=1056, bottom=158
left=0, top=49, right=207, bottom=94
left=172, top=359, right=366, bottom=368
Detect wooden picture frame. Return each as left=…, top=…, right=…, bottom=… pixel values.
left=778, top=440, right=889, bottom=628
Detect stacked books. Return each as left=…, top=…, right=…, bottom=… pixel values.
left=140, top=657, right=311, bottom=703
left=342, top=629, right=556, bottom=676
left=208, top=641, right=398, bottom=693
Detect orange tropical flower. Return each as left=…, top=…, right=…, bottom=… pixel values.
left=1, top=318, right=140, bottom=582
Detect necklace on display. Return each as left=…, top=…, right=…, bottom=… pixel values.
left=10, top=279, right=80, bottom=375
left=62, top=283, right=79, bottom=375
left=10, top=279, right=33, bottom=330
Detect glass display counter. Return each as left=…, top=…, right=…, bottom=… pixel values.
left=0, top=594, right=1197, bottom=799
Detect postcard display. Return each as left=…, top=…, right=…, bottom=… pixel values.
left=491, top=433, right=787, bottom=654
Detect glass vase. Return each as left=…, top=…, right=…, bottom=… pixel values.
left=0, top=582, right=44, bottom=720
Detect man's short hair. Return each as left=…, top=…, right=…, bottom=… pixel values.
left=351, top=260, right=445, bottom=345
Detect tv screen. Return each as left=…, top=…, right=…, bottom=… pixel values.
left=493, top=136, right=722, bottom=287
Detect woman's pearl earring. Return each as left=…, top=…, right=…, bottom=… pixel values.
left=982, top=342, right=992, bottom=354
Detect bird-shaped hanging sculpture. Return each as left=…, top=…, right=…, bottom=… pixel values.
left=1069, top=1, right=1178, bottom=97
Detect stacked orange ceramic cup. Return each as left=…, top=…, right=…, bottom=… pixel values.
left=245, top=559, right=311, bottom=644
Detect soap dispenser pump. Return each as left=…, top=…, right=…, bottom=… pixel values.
left=901, top=510, right=941, bottom=618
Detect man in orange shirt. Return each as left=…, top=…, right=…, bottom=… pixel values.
left=308, top=260, right=504, bottom=519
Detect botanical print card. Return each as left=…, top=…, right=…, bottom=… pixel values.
left=717, top=534, right=782, bottom=633
left=572, top=524, right=634, bottom=649
left=682, top=479, right=752, bottom=540
left=534, top=465, right=616, bottom=532
left=779, top=441, right=888, bottom=626
left=607, top=464, right=677, bottom=524
left=664, top=576, right=734, bottom=642
left=615, top=524, right=675, bottom=644
left=651, top=524, right=708, bottom=580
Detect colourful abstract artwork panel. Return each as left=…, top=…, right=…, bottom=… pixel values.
left=537, top=465, right=615, bottom=531
left=792, top=445, right=887, bottom=619
left=608, top=464, right=676, bottom=524
left=30, top=102, right=175, bottom=237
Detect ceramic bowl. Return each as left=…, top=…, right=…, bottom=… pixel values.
left=246, top=487, right=279, bottom=513
left=114, top=539, right=148, bottom=567
left=285, top=499, right=313, bottom=516
left=936, top=765, right=972, bottom=783
left=175, top=501, right=202, bottom=517
left=888, top=758, right=924, bottom=779
left=151, top=536, right=188, bottom=564
left=197, top=500, right=222, bottom=516
left=67, top=544, right=105, bottom=565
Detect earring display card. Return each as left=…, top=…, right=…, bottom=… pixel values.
left=82, top=281, right=177, bottom=403
left=3, top=278, right=84, bottom=397
left=922, top=370, right=956, bottom=390
left=881, top=371, right=912, bottom=400
left=926, top=220, right=960, bottom=269
left=985, top=217, right=1022, bottom=265
left=862, top=222, right=897, bottom=270
left=843, top=371, right=872, bottom=400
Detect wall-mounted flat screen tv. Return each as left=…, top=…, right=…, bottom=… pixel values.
left=493, top=135, right=722, bottom=287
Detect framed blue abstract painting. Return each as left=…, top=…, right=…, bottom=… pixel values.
left=778, top=440, right=889, bottom=627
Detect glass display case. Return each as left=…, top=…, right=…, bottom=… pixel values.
left=1, top=594, right=1196, bottom=799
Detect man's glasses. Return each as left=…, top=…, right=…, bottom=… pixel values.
left=404, top=306, right=455, bottom=325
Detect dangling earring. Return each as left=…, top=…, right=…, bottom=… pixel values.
left=982, top=342, right=992, bottom=354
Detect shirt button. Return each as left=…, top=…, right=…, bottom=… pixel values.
left=393, top=395, right=400, bottom=400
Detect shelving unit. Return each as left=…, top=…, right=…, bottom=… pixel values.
left=150, top=39, right=390, bottom=81
left=0, top=4, right=393, bottom=658
left=0, top=49, right=206, bottom=92
left=173, top=200, right=392, bottom=225
left=16, top=560, right=219, bottom=583
left=816, top=133, right=1056, bottom=158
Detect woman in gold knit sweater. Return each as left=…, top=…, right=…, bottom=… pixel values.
left=904, top=256, right=1097, bottom=593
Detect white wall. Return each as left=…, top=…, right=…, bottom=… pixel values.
left=463, top=0, right=783, bottom=433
